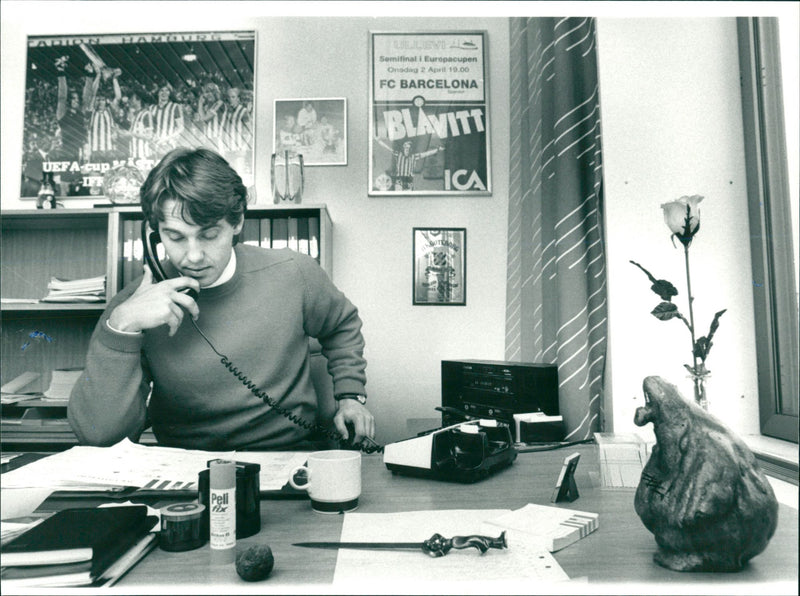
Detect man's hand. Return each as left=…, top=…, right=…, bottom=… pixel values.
left=108, top=267, right=200, bottom=336
left=333, top=399, right=375, bottom=443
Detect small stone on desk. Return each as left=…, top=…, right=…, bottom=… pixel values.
left=236, top=544, right=274, bottom=581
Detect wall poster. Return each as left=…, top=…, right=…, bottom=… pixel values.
left=20, top=31, right=256, bottom=201
left=413, top=228, right=466, bottom=306
left=369, top=31, right=491, bottom=196
left=274, top=98, right=347, bottom=166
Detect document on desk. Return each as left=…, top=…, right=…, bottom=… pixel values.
left=332, top=509, right=570, bottom=589
left=0, top=438, right=309, bottom=492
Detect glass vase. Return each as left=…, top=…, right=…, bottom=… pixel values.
left=690, top=369, right=709, bottom=410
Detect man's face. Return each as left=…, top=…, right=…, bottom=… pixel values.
left=95, top=96, right=107, bottom=111
left=403, top=142, right=412, bottom=155
left=158, top=86, right=171, bottom=103
left=69, top=93, right=80, bottom=110
left=158, top=199, right=243, bottom=287
left=228, top=88, right=240, bottom=106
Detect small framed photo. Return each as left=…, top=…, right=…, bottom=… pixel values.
left=273, top=98, right=347, bottom=166
left=413, top=228, right=466, bottom=306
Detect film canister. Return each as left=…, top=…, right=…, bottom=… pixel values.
left=159, top=502, right=206, bottom=552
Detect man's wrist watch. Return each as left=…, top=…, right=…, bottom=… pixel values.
left=335, top=393, right=367, bottom=405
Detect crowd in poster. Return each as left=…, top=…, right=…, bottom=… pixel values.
left=370, top=31, right=490, bottom=196
left=20, top=32, right=255, bottom=200
left=413, top=228, right=466, bottom=306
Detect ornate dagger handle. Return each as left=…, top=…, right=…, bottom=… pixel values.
left=422, top=531, right=507, bottom=557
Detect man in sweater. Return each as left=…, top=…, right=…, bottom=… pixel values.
left=68, top=147, right=375, bottom=451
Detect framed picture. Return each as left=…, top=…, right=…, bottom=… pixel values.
left=20, top=31, right=256, bottom=201
left=273, top=98, right=347, bottom=166
left=413, top=228, right=466, bottom=306
left=369, top=31, right=491, bottom=196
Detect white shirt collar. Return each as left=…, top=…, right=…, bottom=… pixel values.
left=205, top=249, right=237, bottom=288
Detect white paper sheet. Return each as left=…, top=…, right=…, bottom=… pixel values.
left=0, top=438, right=310, bottom=492
left=332, top=509, right=570, bottom=590
left=0, top=488, right=52, bottom=521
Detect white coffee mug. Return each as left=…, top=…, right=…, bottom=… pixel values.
left=289, top=450, right=362, bottom=514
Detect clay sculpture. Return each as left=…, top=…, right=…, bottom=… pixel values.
left=633, top=375, right=778, bottom=572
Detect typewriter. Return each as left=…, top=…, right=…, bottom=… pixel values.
left=383, top=419, right=517, bottom=483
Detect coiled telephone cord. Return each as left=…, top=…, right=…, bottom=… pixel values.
left=187, top=316, right=384, bottom=454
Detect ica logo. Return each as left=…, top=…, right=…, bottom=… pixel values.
left=444, top=169, right=486, bottom=191
left=211, top=492, right=230, bottom=513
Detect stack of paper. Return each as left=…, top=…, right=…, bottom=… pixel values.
left=42, top=369, right=84, bottom=402
left=483, top=503, right=599, bottom=552
left=0, top=438, right=309, bottom=494
left=41, top=275, right=105, bottom=303
left=594, top=432, right=650, bottom=488
left=1, top=372, right=43, bottom=404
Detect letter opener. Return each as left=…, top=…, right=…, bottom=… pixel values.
left=294, top=531, right=507, bottom=558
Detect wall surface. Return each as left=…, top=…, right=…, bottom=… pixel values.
left=0, top=3, right=510, bottom=444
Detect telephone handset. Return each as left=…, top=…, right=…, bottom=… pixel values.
left=141, top=220, right=199, bottom=300
left=138, top=219, right=381, bottom=453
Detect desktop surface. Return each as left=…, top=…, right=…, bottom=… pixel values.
left=2, top=444, right=797, bottom=592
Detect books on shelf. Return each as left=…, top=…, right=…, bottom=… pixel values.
left=241, top=218, right=260, bottom=247
left=483, top=503, right=599, bottom=552
left=287, top=217, right=299, bottom=252
left=271, top=217, right=289, bottom=250
left=239, top=215, right=320, bottom=262
left=259, top=218, right=271, bottom=248
left=0, top=506, right=158, bottom=587
left=297, top=217, right=309, bottom=255
left=40, top=275, right=106, bottom=303
left=308, top=216, right=320, bottom=259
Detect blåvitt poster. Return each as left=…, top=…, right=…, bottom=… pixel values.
left=369, top=31, right=491, bottom=196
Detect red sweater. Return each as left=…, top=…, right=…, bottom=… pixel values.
left=68, top=245, right=367, bottom=450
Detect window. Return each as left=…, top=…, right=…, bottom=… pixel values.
left=737, top=17, right=799, bottom=443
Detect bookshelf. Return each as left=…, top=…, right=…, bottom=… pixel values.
left=0, top=204, right=333, bottom=450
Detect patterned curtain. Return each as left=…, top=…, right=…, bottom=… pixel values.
left=505, top=17, right=608, bottom=440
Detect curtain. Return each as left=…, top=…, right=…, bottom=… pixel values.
left=505, top=17, right=608, bottom=440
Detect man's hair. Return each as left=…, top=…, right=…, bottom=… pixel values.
left=129, top=89, right=150, bottom=105
left=140, top=147, right=248, bottom=229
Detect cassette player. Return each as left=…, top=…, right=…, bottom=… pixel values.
left=383, top=420, right=517, bottom=483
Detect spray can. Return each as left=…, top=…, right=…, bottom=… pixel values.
left=209, top=459, right=236, bottom=564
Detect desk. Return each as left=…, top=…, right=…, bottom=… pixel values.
left=3, top=445, right=797, bottom=593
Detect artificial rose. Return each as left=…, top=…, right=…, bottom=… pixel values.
left=661, top=195, right=703, bottom=247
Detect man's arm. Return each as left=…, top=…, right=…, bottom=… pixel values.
left=300, top=260, right=367, bottom=396
left=67, top=290, right=153, bottom=446
left=417, top=145, right=445, bottom=158
left=82, top=67, right=101, bottom=114
left=374, top=137, right=395, bottom=153
left=68, top=268, right=200, bottom=445
left=296, top=254, right=374, bottom=441
left=56, top=75, right=68, bottom=122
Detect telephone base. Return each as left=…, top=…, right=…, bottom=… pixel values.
left=386, top=454, right=516, bottom=483
left=383, top=420, right=517, bottom=483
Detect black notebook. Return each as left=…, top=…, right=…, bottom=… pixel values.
left=1, top=506, right=152, bottom=568
left=1, top=531, right=158, bottom=588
